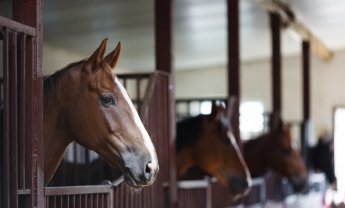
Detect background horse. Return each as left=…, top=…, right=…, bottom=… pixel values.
left=1, top=39, right=159, bottom=189
left=176, top=103, right=251, bottom=198
left=244, top=115, right=308, bottom=192
left=309, top=138, right=336, bottom=185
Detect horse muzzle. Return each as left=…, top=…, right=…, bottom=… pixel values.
left=291, top=175, right=307, bottom=192
left=122, top=152, right=159, bottom=188
left=228, top=176, right=250, bottom=199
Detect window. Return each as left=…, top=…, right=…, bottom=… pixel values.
left=240, top=101, right=265, bottom=140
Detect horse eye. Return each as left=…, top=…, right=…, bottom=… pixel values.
left=100, top=95, right=116, bottom=107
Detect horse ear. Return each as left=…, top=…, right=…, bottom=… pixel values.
left=210, top=101, right=218, bottom=120
left=270, top=112, right=283, bottom=133
left=103, top=42, right=121, bottom=71
left=88, top=38, right=108, bottom=68
left=227, top=96, right=238, bottom=119
left=210, top=102, right=225, bottom=120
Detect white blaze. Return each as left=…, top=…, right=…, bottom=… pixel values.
left=115, top=78, right=158, bottom=170
left=228, top=132, right=252, bottom=187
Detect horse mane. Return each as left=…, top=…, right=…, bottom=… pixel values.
left=176, top=115, right=206, bottom=152
left=44, top=60, right=86, bottom=112
left=244, top=132, right=271, bottom=155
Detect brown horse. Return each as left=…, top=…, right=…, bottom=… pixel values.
left=244, top=116, right=307, bottom=192
left=176, top=103, right=251, bottom=198
left=43, top=39, right=158, bottom=187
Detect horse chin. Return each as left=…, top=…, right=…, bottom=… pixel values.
left=291, top=176, right=307, bottom=192
left=124, top=173, right=143, bottom=189
left=123, top=170, right=155, bottom=189
left=228, top=175, right=250, bottom=199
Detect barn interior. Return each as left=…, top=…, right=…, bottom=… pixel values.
left=1, top=0, right=345, bottom=207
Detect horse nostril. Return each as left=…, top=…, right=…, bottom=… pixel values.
left=145, top=162, right=153, bottom=174
left=229, top=176, right=249, bottom=195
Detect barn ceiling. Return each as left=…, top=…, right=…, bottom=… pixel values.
left=2, top=0, right=345, bottom=72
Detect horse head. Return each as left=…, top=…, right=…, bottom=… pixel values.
left=44, top=39, right=158, bottom=188
left=310, top=138, right=336, bottom=184
left=267, top=117, right=308, bottom=192
left=177, top=102, right=251, bottom=198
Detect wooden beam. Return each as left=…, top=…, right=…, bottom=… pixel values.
left=154, top=0, right=177, bottom=207
left=301, top=41, right=311, bottom=162
left=270, top=12, right=282, bottom=114
left=302, top=41, right=310, bottom=120
left=257, top=0, right=333, bottom=62
left=227, top=0, right=241, bottom=143
left=155, top=0, right=173, bottom=73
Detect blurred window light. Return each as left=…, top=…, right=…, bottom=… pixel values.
left=240, top=101, right=264, bottom=140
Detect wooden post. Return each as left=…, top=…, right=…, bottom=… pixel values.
left=302, top=41, right=310, bottom=121
left=13, top=0, right=44, bottom=207
left=270, top=13, right=282, bottom=116
left=227, top=0, right=241, bottom=144
left=301, top=41, right=311, bottom=162
left=154, top=0, right=177, bottom=207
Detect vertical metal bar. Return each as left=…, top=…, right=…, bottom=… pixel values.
left=3, top=27, right=11, bottom=208
left=109, top=190, right=113, bottom=208
left=227, top=0, right=241, bottom=144
left=270, top=12, right=282, bottom=115
left=9, top=30, right=19, bottom=208
left=89, top=194, right=92, bottom=208
left=23, top=36, right=32, bottom=191
left=96, top=192, right=99, bottom=208
left=84, top=194, right=87, bottom=208
left=18, top=33, right=27, bottom=190
left=100, top=194, right=104, bottom=208
left=206, top=180, right=212, bottom=208
left=25, top=36, right=35, bottom=205
left=67, top=195, right=69, bottom=208
left=79, top=194, right=81, bottom=208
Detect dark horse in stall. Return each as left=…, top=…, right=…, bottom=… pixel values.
left=176, top=102, right=251, bottom=199
left=1, top=39, right=159, bottom=196
left=243, top=115, right=308, bottom=192
left=309, top=138, right=336, bottom=185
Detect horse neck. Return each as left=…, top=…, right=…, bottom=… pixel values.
left=176, top=115, right=204, bottom=178
left=43, top=70, right=76, bottom=184
left=244, top=133, right=271, bottom=177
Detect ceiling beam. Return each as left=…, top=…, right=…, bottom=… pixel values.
left=257, top=0, right=334, bottom=62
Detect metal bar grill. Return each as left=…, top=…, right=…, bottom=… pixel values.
left=1, top=21, right=38, bottom=207
left=176, top=180, right=211, bottom=208
left=45, top=185, right=113, bottom=208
